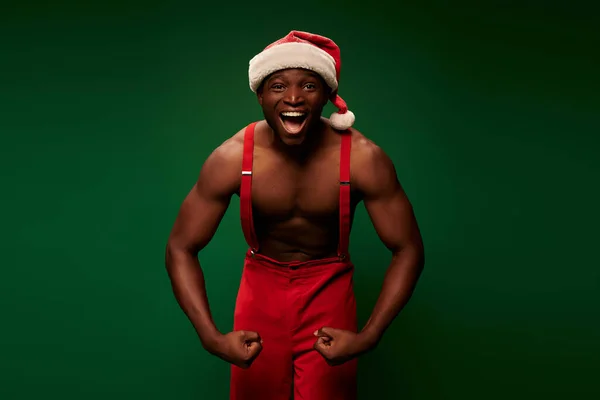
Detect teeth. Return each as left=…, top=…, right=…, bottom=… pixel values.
left=281, top=111, right=306, bottom=117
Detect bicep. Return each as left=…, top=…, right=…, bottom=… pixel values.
left=167, top=143, right=241, bottom=254
left=357, top=146, right=422, bottom=253
left=168, top=183, right=232, bottom=254
left=363, top=184, right=421, bottom=253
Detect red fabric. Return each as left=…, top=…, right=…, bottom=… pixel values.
left=240, top=122, right=260, bottom=252
left=232, top=123, right=356, bottom=399
left=230, top=252, right=357, bottom=400
left=264, top=30, right=342, bottom=83
left=338, top=131, right=351, bottom=258
left=330, top=93, right=348, bottom=114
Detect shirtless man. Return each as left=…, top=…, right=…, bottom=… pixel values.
left=165, top=31, right=425, bottom=399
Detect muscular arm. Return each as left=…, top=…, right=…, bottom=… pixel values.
left=165, top=138, right=242, bottom=353
left=354, top=141, right=425, bottom=347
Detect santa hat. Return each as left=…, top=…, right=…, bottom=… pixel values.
left=248, top=30, right=355, bottom=131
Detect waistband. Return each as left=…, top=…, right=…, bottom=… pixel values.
left=244, top=248, right=353, bottom=276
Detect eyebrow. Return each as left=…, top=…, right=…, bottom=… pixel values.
left=268, top=73, right=284, bottom=81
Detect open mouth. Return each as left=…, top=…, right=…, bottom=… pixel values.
left=279, top=111, right=308, bottom=135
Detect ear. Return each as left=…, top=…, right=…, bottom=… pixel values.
left=257, top=85, right=264, bottom=106
left=322, top=87, right=332, bottom=107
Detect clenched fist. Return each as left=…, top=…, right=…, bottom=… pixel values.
left=212, top=330, right=263, bottom=369
left=313, top=327, right=374, bottom=366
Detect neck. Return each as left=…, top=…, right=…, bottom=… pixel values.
left=272, top=119, right=328, bottom=162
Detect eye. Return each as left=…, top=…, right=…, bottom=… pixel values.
left=271, top=83, right=285, bottom=91
left=304, top=83, right=316, bottom=90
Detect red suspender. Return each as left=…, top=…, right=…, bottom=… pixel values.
left=338, top=131, right=352, bottom=259
left=240, top=122, right=260, bottom=252
left=241, top=122, right=351, bottom=259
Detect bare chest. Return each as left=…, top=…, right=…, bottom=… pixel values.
left=250, top=148, right=342, bottom=219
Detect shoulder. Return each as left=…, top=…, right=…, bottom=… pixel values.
left=347, top=128, right=399, bottom=195
left=195, top=123, right=253, bottom=193
left=348, top=128, right=395, bottom=177
left=200, top=124, right=248, bottom=171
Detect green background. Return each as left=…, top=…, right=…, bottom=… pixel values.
left=1, top=1, right=598, bottom=399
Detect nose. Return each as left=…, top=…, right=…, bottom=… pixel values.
left=283, top=86, right=305, bottom=106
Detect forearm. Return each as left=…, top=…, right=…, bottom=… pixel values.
left=360, top=245, right=424, bottom=345
left=165, top=247, right=222, bottom=351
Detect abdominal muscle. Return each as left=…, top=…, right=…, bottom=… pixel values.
left=253, top=214, right=341, bottom=262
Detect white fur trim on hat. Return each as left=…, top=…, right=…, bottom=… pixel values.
left=249, top=42, right=338, bottom=92
left=330, top=110, right=355, bottom=130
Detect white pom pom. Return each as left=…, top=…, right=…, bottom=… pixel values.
left=329, top=110, right=355, bottom=130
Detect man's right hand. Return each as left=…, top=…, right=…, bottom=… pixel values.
left=211, top=330, right=263, bottom=369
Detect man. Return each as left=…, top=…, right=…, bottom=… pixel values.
left=165, top=31, right=425, bottom=399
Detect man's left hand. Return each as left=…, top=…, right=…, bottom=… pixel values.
left=312, top=327, right=375, bottom=366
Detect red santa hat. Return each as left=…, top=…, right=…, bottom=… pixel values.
left=248, top=30, right=355, bottom=131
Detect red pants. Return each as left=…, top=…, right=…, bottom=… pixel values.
left=230, top=250, right=358, bottom=400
